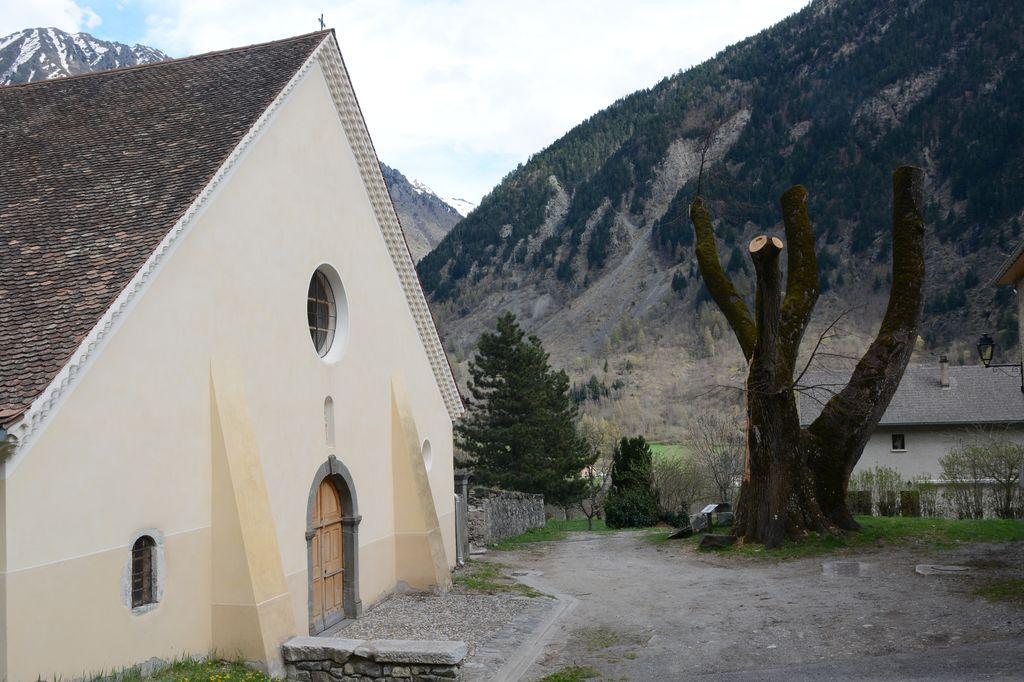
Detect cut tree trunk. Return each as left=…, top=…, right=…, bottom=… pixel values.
left=690, top=167, right=926, bottom=547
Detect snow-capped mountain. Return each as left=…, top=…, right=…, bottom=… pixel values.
left=382, top=164, right=472, bottom=262
left=0, top=27, right=167, bottom=86
left=408, top=177, right=476, bottom=219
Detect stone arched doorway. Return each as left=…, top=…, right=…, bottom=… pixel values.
left=306, top=455, right=362, bottom=633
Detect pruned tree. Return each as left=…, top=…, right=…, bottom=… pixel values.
left=689, top=166, right=925, bottom=547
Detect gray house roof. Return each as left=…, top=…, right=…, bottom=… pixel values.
left=798, top=364, right=1024, bottom=427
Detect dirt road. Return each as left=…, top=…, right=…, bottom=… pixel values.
left=487, top=531, right=1024, bottom=680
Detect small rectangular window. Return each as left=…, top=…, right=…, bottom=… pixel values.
left=891, top=434, right=906, bottom=452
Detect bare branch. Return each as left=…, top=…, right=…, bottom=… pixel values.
left=792, top=305, right=861, bottom=389
left=690, top=198, right=757, bottom=359
left=695, top=120, right=721, bottom=197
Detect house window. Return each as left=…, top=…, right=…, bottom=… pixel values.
left=891, top=434, right=906, bottom=452
left=131, top=535, right=157, bottom=608
left=307, top=270, right=337, bottom=356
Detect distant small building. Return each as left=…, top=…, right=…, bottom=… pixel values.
left=799, top=360, right=1024, bottom=480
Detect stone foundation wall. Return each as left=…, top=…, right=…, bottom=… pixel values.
left=466, top=487, right=545, bottom=546
left=283, top=637, right=466, bottom=681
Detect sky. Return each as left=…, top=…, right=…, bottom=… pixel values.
left=1, top=0, right=809, bottom=203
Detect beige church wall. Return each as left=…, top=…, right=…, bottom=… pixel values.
left=2, top=229, right=216, bottom=682
left=5, top=529, right=210, bottom=680
left=2, top=58, right=455, bottom=680
left=188, top=58, right=457, bottom=611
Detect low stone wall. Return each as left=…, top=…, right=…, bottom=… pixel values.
left=544, top=504, right=586, bottom=521
left=467, top=487, right=545, bottom=546
left=282, top=637, right=466, bottom=681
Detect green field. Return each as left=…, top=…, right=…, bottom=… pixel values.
left=649, top=442, right=692, bottom=461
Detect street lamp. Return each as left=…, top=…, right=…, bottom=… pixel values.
left=976, top=332, right=1024, bottom=392
left=977, top=333, right=996, bottom=367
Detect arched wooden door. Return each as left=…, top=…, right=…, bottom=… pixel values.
left=311, top=478, right=345, bottom=632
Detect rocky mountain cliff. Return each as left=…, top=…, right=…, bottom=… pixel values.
left=0, top=27, right=166, bottom=85
left=381, top=164, right=473, bottom=261
left=418, top=0, right=1024, bottom=438
left=1, top=27, right=469, bottom=263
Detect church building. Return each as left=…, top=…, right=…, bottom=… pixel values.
left=0, top=30, right=463, bottom=680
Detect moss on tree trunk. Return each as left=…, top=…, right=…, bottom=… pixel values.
left=690, top=167, right=925, bottom=547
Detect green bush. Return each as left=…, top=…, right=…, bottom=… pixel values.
left=658, top=509, right=690, bottom=528
left=605, top=487, right=660, bottom=528
left=604, top=436, right=660, bottom=528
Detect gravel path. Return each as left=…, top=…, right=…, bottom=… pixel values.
left=336, top=592, right=542, bottom=657
left=501, top=531, right=1024, bottom=680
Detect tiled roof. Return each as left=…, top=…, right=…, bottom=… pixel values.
left=0, top=32, right=329, bottom=423
left=798, top=364, right=1024, bottom=427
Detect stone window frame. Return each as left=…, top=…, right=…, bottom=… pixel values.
left=891, top=433, right=907, bottom=452
left=121, top=528, right=166, bottom=615
left=306, top=455, right=362, bottom=633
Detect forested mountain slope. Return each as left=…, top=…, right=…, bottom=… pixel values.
left=418, top=0, right=1024, bottom=437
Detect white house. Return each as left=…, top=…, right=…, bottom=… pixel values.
left=0, top=31, right=463, bottom=680
left=799, top=359, right=1024, bottom=480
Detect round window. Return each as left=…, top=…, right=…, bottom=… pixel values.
left=307, top=270, right=337, bottom=356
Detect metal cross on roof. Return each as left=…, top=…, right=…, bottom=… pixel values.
left=318, top=14, right=325, bottom=30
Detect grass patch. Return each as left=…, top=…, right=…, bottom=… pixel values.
left=452, top=560, right=544, bottom=597
left=500, top=516, right=1024, bottom=559
left=975, top=578, right=1024, bottom=605
left=492, top=518, right=621, bottom=549
left=540, top=666, right=599, bottom=681
left=88, top=659, right=268, bottom=681
left=494, top=517, right=669, bottom=550
left=649, top=442, right=692, bottom=461
left=644, top=527, right=682, bottom=545
left=580, top=626, right=622, bottom=651
left=686, top=516, right=1024, bottom=560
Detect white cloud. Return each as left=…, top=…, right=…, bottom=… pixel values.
left=6, top=0, right=809, bottom=201
left=0, top=0, right=101, bottom=36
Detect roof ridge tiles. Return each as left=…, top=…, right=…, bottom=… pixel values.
left=0, top=29, right=333, bottom=92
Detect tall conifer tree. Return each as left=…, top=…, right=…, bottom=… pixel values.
left=457, top=313, right=594, bottom=507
